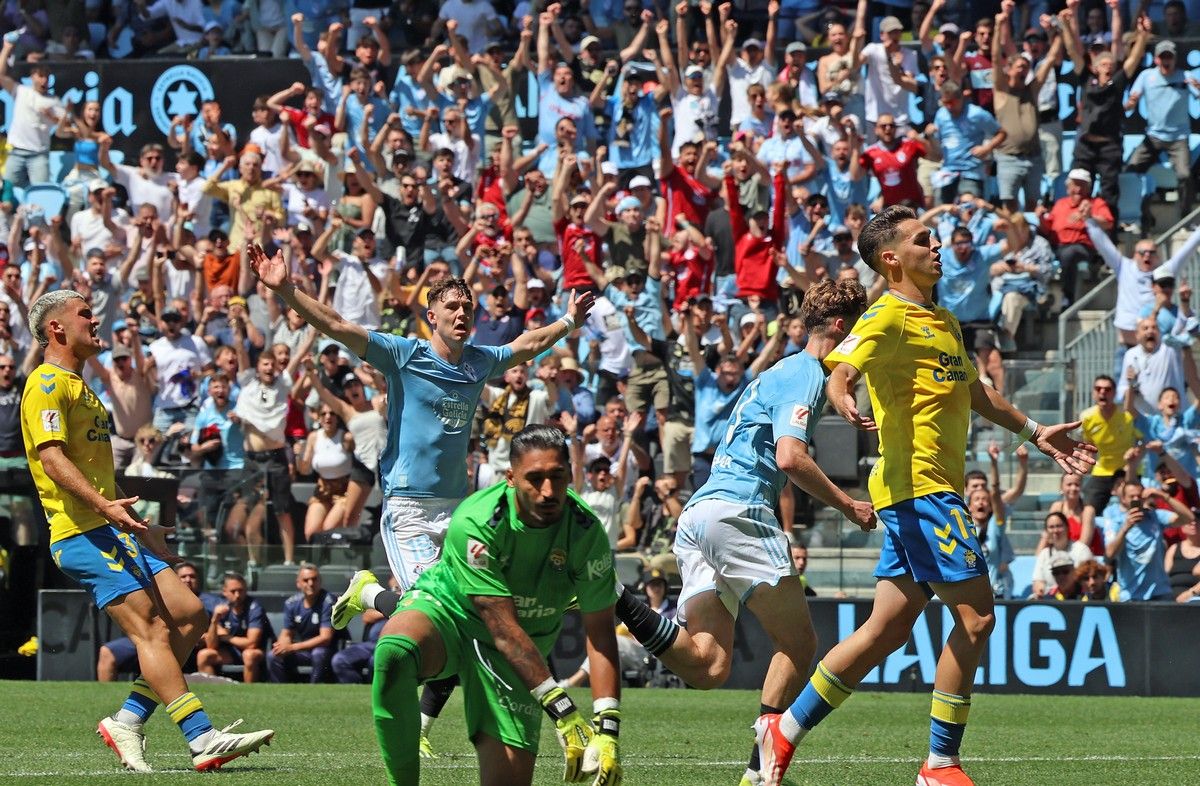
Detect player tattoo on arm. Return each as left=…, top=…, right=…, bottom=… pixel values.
left=472, top=594, right=553, bottom=688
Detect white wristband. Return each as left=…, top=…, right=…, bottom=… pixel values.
left=1015, top=417, right=1040, bottom=445
left=593, top=697, right=620, bottom=713
left=531, top=677, right=558, bottom=700
left=558, top=315, right=577, bottom=332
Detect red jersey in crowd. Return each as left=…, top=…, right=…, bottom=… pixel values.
left=727, top=171, right=786, bottom=302
left=1040, top=197, right=1115, bottom=247
left=554, top=218, right=601, bottom=292
left=281, top=107, right=336, bottom=149
left=663, top=165, right=715, bottom=236
left=666, top=245, right=713, bottom=312
left=860, top=138, right=926, bottom=207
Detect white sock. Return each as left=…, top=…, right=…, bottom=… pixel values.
left=360, top=582, right=384, bottom=611
left=926, top=753, right=959, bottom=769
left=420, top=713, right=436, bottom=737
left=778, top=711, right=807, bottom=744
left=112, top=709, right=144, bottom=728
left=742, top=767, right=762, bottom=785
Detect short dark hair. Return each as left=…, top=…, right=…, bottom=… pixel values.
left=800, top=278, right=868, bottom=335
left=222, top=571, right=247, bottom=586
left=427, top=276, right=472, bottom=306
left=510, top=424, right=571, bottom=465
left=1094, top=373, right=1116, bottom=387
left=951, top=226, right=972, bottom=243
left=965, top=469, right=987, bottom=485
left=857, top=204, right=916, bottom=274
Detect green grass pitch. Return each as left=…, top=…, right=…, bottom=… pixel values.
left=0, top=681, right=1195, bottom=785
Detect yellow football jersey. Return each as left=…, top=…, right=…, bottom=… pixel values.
left=824, top=292, right=978, bottom=508
left=21, top=363, right=116, bottom=544
left=1078, top=405, right=1140, bottom=477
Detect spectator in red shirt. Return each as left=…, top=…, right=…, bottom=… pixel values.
left=551, top=156, right=602, bottom=294
left=658, top=106, right=719, bottom=236
left=860, top=113, right=928, bottom=208
left=665, top=216, right=714, bottom=312
left=267, top=82, right=336, bottom=150
left=1037, top=168, right=1115, bottom=304
left=726, top=164, right=787, bottom=307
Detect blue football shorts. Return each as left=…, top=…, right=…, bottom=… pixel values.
left=874, top=491, right=990, bottom=585
left=51, top=525, right=172, bottom=609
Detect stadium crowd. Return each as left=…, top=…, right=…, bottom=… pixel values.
left=3, top=0, right=1200, bottom=683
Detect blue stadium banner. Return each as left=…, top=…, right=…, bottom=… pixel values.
left=552, top=599, right=1200, bottom=697
left=0, top=59, right=310, bottom=154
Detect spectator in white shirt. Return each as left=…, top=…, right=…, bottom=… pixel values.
left=136, top=0, right=207, bottom=51
left=0, top=40, right=66, bottom=186
left=314, top=219, right=388, bottom=329
left=1118, top=317, right=1187, bottom=417
left=861, top=16, right=920, bottom=137
left=724, top=7, right=778, bottom=129
left=70, top=182, right=125, bottom=261
left=99, top=139, right=175, bottom=224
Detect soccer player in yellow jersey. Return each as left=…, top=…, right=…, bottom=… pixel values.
left=754, top=206, right=1098, bottom=786
left=20, top=290, right=274, bottom=773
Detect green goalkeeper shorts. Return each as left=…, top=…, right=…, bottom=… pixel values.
left=395, top=588, right=544, bottom=752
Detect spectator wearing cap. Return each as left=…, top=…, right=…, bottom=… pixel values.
left=557, top=356, right=596, bottom=426
left=1125, top=37, right=1198, bottom=209
left=282, top=159, right=331, bottom=229
left=535, top=10, right=599, bottom=163
left=930, top=80, right=1005, bottom=204
left=778, top=41, right=818, bottom=107
left=419, top=53, right=508, bottom=147
left=1037, top=168, right=1114, bottom=304
left=991, top=7, right=1062, bottom=212
left=1021, top=24, right=1063, bottom=182
left=801, top=224, right=880, bottom=298
left=860, top=112, right=928, bottom=209
left=657, top=15, right=732, bottom=157
left=586, top=183, right=654, bottom=276
left=1062, top=8, right=1151, bottom=217
left=601, top=65, right=666, bottom=181
left=917, top=0, right=959, bottom=58
left=672, top=0, right=718, bottom=85
left=147, top=304, right=211, bottom=433
left=313, top=217, right=388, bottom=330
left=641, top=568, right=676, bottom=618
left=861, top=15, right=919, bottom=139
left=725, top=23, right=777, bottom=131
left=196, top=19, right=232, bottom=58
left=757, top=107, right=817, bottom=186
left=87, top=337, right=155, bottom=470
left=327, top=17, right=393, bottom=88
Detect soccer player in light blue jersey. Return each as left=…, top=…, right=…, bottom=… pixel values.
left=247, top=242, right=594, bottom=753
left=613, top=279, right=878, bottom=786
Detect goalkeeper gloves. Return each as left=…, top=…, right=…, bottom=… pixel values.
left=535, top=684, right=593, bottom=782
left=582, top=707, right=622, bottom=786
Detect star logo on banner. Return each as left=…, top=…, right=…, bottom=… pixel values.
left=166, top=82, right=199, bottom=117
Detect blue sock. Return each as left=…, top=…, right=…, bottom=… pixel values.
left=929, top=690, right=971, bottom=757
left=165, top=692, right=214, bottom=744
left=116, top=676, right=159, bottom=725
left=788, top=661, right=852, bottom=732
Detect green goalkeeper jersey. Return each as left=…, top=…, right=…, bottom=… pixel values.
left=412, top=482, right=617, bottom=657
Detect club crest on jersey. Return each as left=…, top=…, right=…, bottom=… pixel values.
left=466, top=538, right=489, bottom=569
left=790, top=405, right=810, bottom=430
left=964, top=550, right=978, bottom=569
left=548, top=547, right=567, bottom=573
left=834, top=333, right=861, bottom=355
left=40, top=409, right=62, bottom=433
left=921, top=326, right=935, bottom=339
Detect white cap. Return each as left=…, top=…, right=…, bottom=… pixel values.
left=1153, top=266, right=1174, bottom=283
left=527, top=278, right=546, bottom=289
left=1067, top=168, right=1092, bottom=183
left=600, top=161, right=618, bottom=177
left=628, top=175, right=652, bottom=189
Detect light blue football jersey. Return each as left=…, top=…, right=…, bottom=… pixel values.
left=687, top=350, right=827, bottom=513
left=364, top=332, right=512, bottom=499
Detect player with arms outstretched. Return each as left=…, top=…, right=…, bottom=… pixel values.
left=371, top=424, right=622, bottom=786
left=21, top=290, right=273, bottom=773
left=754, top=206, right=1097, bottom=786
left=612, top=279, right=876, bottom=786
left=246, top=242, right=594, bottom=752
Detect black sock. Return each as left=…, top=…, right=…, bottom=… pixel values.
left=373, top=590, right=401, bottom=616
left=419, top=675, right=459, bottom=719
left=614, top=586, right=679, bottom=656
left=748, top=704, right=783, bottom=773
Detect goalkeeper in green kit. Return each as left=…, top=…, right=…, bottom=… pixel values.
left=371, top=424, right=623, bottom=786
